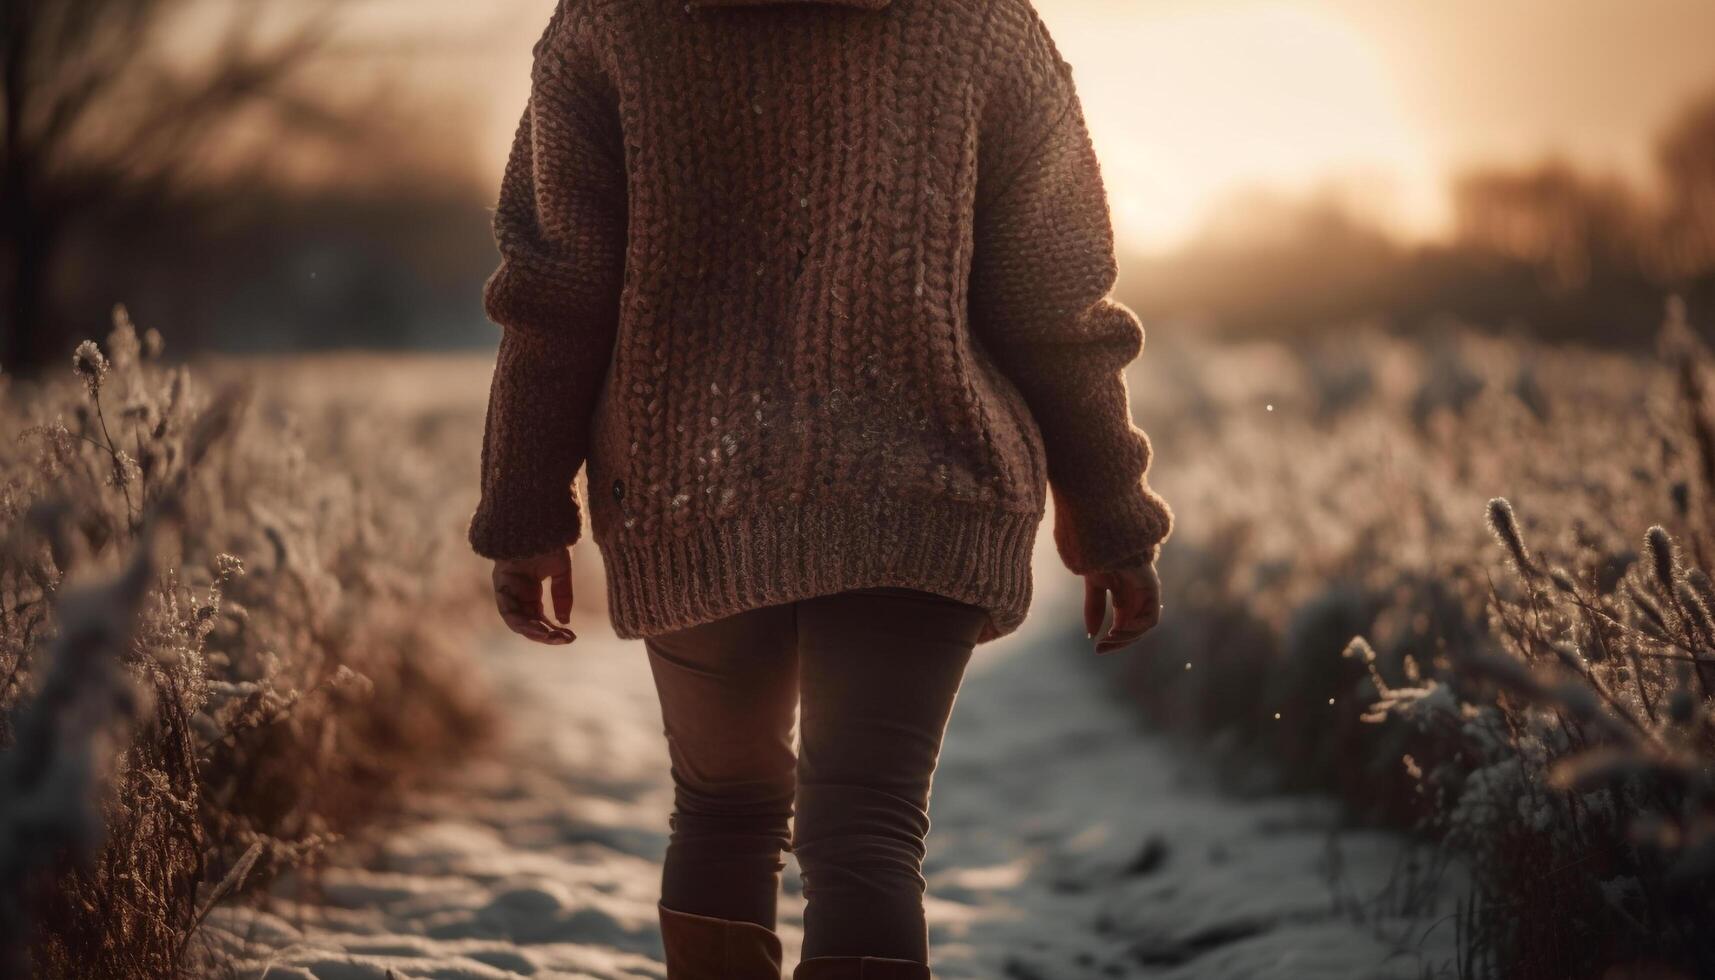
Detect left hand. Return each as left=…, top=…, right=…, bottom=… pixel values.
left=492, top=546, right=577, bottom=645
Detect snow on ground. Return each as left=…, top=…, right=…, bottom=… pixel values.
left=207, top=574, right=1458, bottom=979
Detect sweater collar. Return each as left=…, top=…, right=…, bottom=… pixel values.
left=686, top=0, right=890, bottom=9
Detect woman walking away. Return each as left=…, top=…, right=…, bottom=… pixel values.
left=468, top=0, right=1172, bottom=976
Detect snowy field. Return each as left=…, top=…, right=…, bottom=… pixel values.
left=206, top=566, right=1458, bottom=980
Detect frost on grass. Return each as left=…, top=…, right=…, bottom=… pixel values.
left=0, top=308, right=494, bottom=979
left=1113, top=301, right=1715, bottom=979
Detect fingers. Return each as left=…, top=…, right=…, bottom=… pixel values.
left=497, top=588, right=573, bottom=644
left=494, top=568, right=543, bottom=618
left=551, top=567, right=573, bottom=624
left=493, top=565, right=575, bottom=645
left=1093, top=565, right=1164, bottom=655
left=502, top=612, right=576, bottom=644
left=1113, top=581, right=1162, bottom=634
left=1083, top=578, right=1108, bottom=639
left=1095, top=627, right=1149, bottom=655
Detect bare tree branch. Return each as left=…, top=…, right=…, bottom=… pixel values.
left=1, top=0, right=346, bottom=371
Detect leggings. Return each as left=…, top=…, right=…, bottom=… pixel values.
left=643, top=585, right=987, bottom=963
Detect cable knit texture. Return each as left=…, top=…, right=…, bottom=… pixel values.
left=469, top=0, right=1173, bottom=644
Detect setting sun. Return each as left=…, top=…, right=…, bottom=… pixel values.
left=452, top=0, right=1715, bottom=258
left=1043, top=1, right=1440, bottom=252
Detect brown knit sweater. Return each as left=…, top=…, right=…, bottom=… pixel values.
left=468, top=0, right=1172, bottom=644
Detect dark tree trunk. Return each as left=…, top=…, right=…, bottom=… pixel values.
left=0, top=0, right=55, bottom=376
left=1, top=209, right=61, bottom=376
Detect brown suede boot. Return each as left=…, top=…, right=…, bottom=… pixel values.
left=658, top=903, right=784, bottom=980
left=792, top=956, right=931, bottom=979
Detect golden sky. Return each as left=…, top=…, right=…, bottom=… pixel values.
left=394, top=0, right=1715, bottom=254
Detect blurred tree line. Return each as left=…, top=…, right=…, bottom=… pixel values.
left=1, top=0, right=498, bottom=376
left=4, top=0, right=1715, bottom=373
left=1130, top=89, right=1715, bottom=344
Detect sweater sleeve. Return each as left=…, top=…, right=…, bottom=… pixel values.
left=467, top=7, right=627, bottom=561
left=969, top=14, right=1172, bottom=574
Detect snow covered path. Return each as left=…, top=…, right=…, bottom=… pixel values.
left=210, top=580, right=1454, bottom=980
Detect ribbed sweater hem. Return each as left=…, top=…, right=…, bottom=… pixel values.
left=593, top=493, right=1042, bottom=645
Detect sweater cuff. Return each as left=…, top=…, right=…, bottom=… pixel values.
left=1049, top=482, right=1172, bottom=574
left=467, top=488, right=583, bottom=562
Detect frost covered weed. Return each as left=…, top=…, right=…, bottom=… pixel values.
left=0, top=517, right=161, bottom=977
left=1362, top=506, right=1715, bottom=975
left=1115, top=306, right=1715, bottom=976
left=0, top=309, right=492, bottom=978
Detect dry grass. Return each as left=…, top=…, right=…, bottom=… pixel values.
left=0, top=310, right=494, bottom=979
left=9, top=297, right=1714, bottom=978
left=1118, top=303, right=1715, bottom=977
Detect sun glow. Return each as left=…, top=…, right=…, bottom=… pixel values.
left=1039, top=1, right=1444, bottom=253
left=455, top=0, right=1715, bottom=259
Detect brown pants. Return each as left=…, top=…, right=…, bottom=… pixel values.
left=644, top=585, right=987, bottom=963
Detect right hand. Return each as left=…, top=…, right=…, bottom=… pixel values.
left=1083, top=557, right=1163, bottom=655
left=492, top=546, right=577, bottom=645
